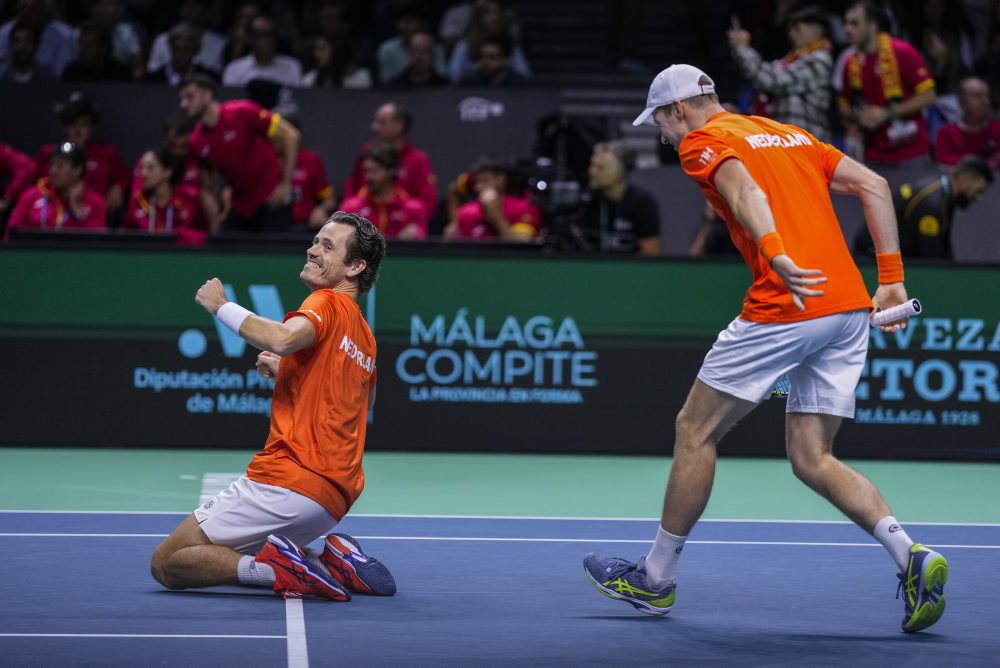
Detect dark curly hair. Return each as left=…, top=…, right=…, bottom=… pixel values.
left=328, top=211, right=387, bottom=295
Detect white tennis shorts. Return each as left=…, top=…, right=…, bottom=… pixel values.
left=697, top=309, right=869, bottom=417
left=193, top=477, right=338, bottom=554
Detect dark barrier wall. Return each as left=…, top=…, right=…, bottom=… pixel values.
left=2, top=246, right=998, bottom=460
left=2, top=83, right=999, bottom=261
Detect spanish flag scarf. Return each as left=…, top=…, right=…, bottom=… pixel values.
left=847, top=32, right=902, bottom=101
left=781, top=38, right=831, bottom=66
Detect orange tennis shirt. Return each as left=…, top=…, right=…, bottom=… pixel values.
left=680, top=111, right=872, bottom=322
left=246, top=290, right=376, bottom=521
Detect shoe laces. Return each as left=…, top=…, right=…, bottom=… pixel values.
left=895, top=571, right=918, bottom=604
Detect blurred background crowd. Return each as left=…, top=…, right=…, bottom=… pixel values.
left=1, top=0, right=998, bottom=261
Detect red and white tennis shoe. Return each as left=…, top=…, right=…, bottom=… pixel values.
left=256, top=533, right=350, bottom=601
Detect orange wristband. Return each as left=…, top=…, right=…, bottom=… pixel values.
left=876, top=252, right=905, bottom=284
left=758, top=232, right=786, bottom=263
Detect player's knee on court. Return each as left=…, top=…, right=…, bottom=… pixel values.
left=150, top=543, right=181, bottom=590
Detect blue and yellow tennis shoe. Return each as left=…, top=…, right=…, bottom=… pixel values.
left=897, top=543, right=948, bottom=633
left=583, top=553, right=675, bottom=616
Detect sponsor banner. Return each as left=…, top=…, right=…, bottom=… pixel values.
left=1, top=248, right=998, bottom=459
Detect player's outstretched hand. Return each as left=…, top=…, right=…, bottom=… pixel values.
left=195, top=278, right=228, bottom=315
left=770, top=254, right=827, bottom=311
left=871, top=283, right=909, bottom=333
left=256, top=351, right=280, bottom=378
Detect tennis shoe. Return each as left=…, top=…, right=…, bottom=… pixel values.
left=319, top=533, right=397, bottom=596
left=897, top=543, right=948, bottom=633
left=583, top=553, right=675, bottom=616
left=255, top=533, right=350, bottom=601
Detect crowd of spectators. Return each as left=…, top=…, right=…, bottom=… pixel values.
left=1, top=0, right=999, bottom=260
left=723, top=0, right=999, bottom=258
left=0, top=0, right=533, bottom=90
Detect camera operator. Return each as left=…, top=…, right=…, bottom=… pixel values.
left=573, top=141, right=661, bottom=256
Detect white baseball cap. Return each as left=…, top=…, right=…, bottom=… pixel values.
left=633, top=64, right=716, bottom=127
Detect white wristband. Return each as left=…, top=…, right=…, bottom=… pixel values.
left=216, top=302, right=254, bottom=335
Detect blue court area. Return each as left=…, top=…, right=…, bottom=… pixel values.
left=1, top=512, right=998, bottom=666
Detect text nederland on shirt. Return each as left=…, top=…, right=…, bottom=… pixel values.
left=679, top=112, right=873, bottom=324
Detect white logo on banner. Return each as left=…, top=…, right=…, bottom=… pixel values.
left=458, top=97, right=505, bottom=122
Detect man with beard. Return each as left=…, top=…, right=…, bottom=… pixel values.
left=178, top=73, right=299, bottom=233
left=854, top=155, right=992, bottom=258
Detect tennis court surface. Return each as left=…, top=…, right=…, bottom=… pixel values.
left=2, top=448, right=998, bottom=666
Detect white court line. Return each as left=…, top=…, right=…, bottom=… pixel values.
left=284, top=598, right=309, bottom=668
left=0, top=633, right=283, bottom=639
left=0, top=533, right=996, bottom=549
left=1, top=510, right=997, bottom=527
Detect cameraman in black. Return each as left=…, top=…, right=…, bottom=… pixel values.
left=574, top=141, right=661, bottom=255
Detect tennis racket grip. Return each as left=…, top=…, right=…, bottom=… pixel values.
left=869, top=298, right=921, bottom=327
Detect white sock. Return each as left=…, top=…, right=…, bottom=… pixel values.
left=237, top=555, right=276, bottom=587
left=873, top=516, right=915, bottom=571
left=644, top=527, right=687, bottom=588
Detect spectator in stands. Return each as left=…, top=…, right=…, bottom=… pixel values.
left=438, top=1, right=473, bottom=53
left=281, top=110, right=337, bottom=229
left=221, top=2, right=261, bottom=66
left=146, top=22, right=217, bottom=85
left=458, top=33, right=528, bottom=87
left=129, top=113, right=211, bottom=234
left=6, top=142, right=106, bottom=239
left=574, top=141, right=660, bottom=255
left=180, top=74, right=300, bottom=233
left=301, top=33, right=372, bottom=89
left=974, top=22, right=1000, bottom=109
left=340, top=143, right=428, bottom=239
left=35, top=93, right=130, bottom=219
left=0, top=0, right=74, bottom=79
left=223, top=15, right=302, bottom=89
left=728, top=6, right=834, bottom=141
left=445, top=155, right=540, bottom=242
left=448, top=0, right=531, bottom=85
left=689, top=201, right=741, bottom=257
left=148, top=0, right=225, bottom=75
left=87, top=0, right=144, bottom=79
left=935, top=76, right=1000, bottom=168
left=838, top=1, right=937, bottom=165
left=62, top=22, right=133, bottom=81
left=908, top=0, right=975, bottom=133
left=854, top=155, right=993, bottom=258
left=124, top=147, right=205, bottom=244
left=389, top=30, right=448, bottom=88
left=376, top=2, right=446, bottom=85
left=344, top=102, right=438, bottom=219
left=0, top=142, right=36, bottom=221
left=0, top=20, right=49, bottom=82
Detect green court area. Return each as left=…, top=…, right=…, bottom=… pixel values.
left=3, top=447, right=997, bottom=523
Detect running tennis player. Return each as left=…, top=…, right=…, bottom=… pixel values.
left=151, top=212, right=395, bottom=601
left=584, top=65, right=948, bottom=633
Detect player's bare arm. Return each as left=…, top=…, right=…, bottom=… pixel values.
left=828, top=156, right=909, bottom=332
left=713, top=159, right=826, bottom=310
left=195, top=277, right=316, bottom=354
